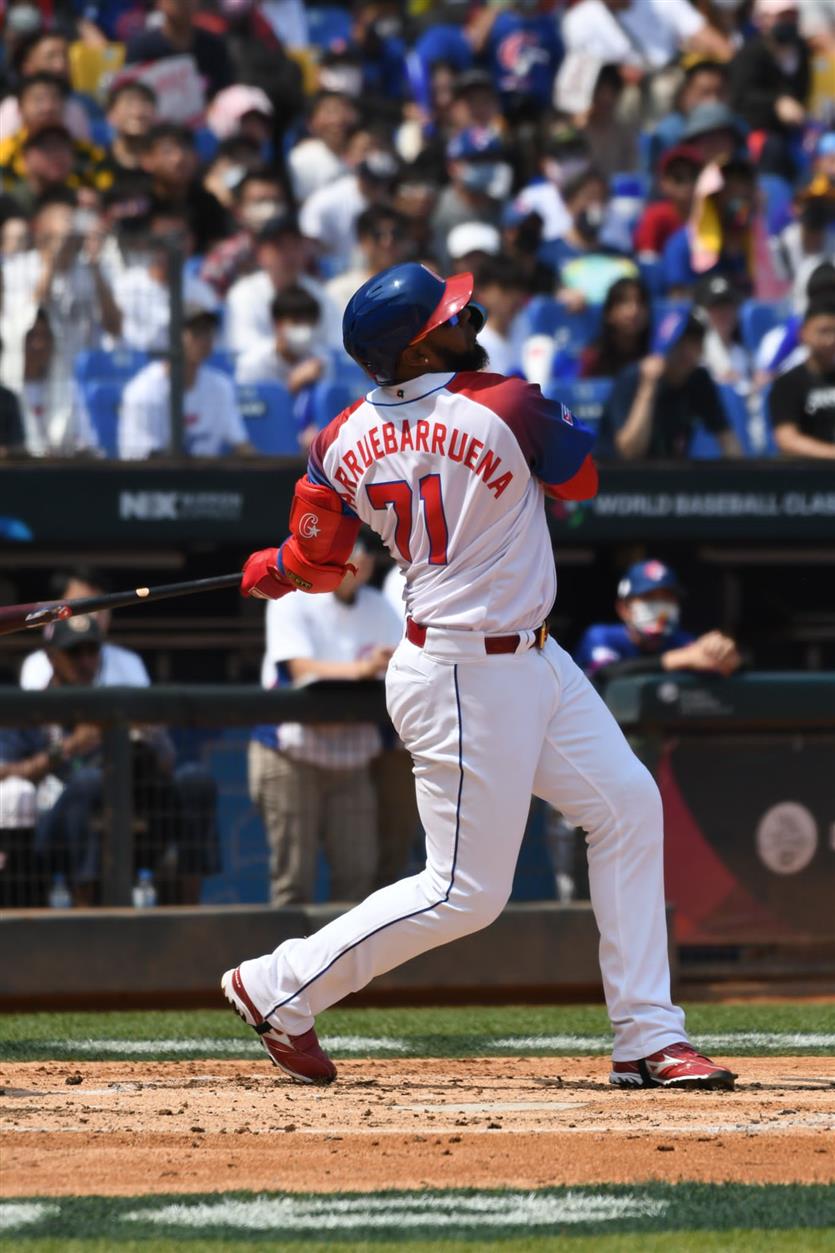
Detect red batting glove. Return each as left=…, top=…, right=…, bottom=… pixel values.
left=241, top=548, right=291, bottom=600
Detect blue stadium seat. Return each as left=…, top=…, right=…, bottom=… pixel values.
left=546, top=378, right=613, bottom=433
left=306, top=4, right=352, bottom=47
left=688, top=425, right=723, bottom=459
left=83, top=380, right=121, bottom=458
left=739, top=300, right=783, bottom=355
left=193, top=126, right=219, bottom=165
left=718, top=384, right=755, bottom=455
left=236, top=382, right=299, bottom=454
left=638, top=258, right=665, bottom=297
left=311, top=381, right=356, bottom=429
left=74, top=347, right=148, bottom=384
left=758, top=174, right=794, bottom=234
left=332, top=356, right=369, bottom=400
left=207, top=350, right=235, bottom=375
left=521, top=298, right=602, bottom=356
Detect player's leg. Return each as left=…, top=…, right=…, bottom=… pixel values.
left=248, top=742, right=320, bottom=905
left=531, top=640, right=686, bottom=1061
left=324, top=765, right=377, bottom=901
left=231, top=642, right=551, bottom=1036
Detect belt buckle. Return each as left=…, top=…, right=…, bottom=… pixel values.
left=535, top=623, right=549, bottom=650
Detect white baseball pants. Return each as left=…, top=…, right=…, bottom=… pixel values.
left=239, top=632, right=687, bottom=1060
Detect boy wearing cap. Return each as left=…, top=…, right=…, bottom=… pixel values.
left=695, top=274, right=750, bottom=389
left=575, top=560, right=741, bottom=682
left=601, top=309, right=742, bottom=460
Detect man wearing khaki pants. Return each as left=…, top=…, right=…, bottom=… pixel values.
left=250, top=537, right=403, bottom=905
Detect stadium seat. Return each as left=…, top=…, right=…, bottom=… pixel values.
left=521, top=298, right=602, bottom=356
left=194, top=126, right=219, bottom=165
left=311, top=381, right=356, bottom=429
left=207, top=350, right=235, bottom=376
left=546, top=378, right=614, bottom=433
left=236, top=382, right=299, bottom=454
left=83, top=380, right=122, bottom=458
left=332, top=357, right=369, bottom=401
left=718, top=384, right=755, bottom=455
left=74, top=347, right=148, bottom=385
left=758, top=174, right=794, bottom=235
left=739, top=300, right=784, bottom=355
left=638, top=259, right=665, bottom=297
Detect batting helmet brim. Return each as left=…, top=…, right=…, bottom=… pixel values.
left=408, top=271, right=475, bottom=347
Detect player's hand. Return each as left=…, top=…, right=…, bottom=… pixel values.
left=639, top=354, right=666, bottom=385
left=241, top=548, right=290, bottom=599
left=355, top=646, right=395, bottom=679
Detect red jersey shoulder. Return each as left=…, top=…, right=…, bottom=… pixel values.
left=447, top=372, right=535, bottom=420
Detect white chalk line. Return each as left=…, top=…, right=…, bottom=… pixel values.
left=0, top=1202, right=60, bottom=1231
left=494, top=1033, right=835, bottom=1053
left=33, top=1035, right=408, bottom=1056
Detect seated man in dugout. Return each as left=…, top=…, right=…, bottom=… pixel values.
left=0, top=615, right=219, bottom=906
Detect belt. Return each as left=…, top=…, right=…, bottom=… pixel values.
left=405, top=618, right=548, bottom=654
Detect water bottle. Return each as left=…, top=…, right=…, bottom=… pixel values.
left=48, top=874, right=72, bottom=909
left=132, top=868, right=157, bottom=909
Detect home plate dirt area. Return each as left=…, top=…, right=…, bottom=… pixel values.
left=2, top=1056, right=833, bottom=1195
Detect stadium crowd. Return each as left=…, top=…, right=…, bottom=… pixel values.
left=1, top=0, right=834, bottom=461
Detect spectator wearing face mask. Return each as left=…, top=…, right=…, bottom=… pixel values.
left=236, top=285, right=331, bottom=450
left=431, top=127, right=512, bottom=270
left=200, top=168, right=289, bottom=298
left=575, top=559, right=741, bottom=687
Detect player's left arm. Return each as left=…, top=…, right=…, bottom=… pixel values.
left=503, top=379, right=599, bottom=501
left=241, top=467, right=361, bottom=601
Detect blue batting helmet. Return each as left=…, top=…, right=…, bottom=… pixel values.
left=342, top=262, right=483, bottom=384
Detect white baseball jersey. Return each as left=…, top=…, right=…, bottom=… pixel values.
left=307, top=371, right=594, bottom=634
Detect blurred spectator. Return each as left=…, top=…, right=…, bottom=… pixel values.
left=770, top=177, right=835, bottom=311
left=119, top=301, right=253, bottom=458
left=561, top=0, right=731, bottom=84
left=235, top=284, right=328, bottom=450
left=447, top=220, right=501, bottom=274
left=341, top=0, right=410, bottom=105
left=20, top=567, right=150, bottom=690
left=201, top=136, right=263, bottom=213
left=0, top=336, right=25, bottom=457
left=579, top=275, right=652, bottom=378
left=432, top=127, right=511, bottom=269
left=549, top=166, right=612, bottom=266
left=768, top=300, right=835, bottom=458
left=466, top=0, right=563, bottom=123
left=0, top=29, right=92, bottom=142
left=139, top=123, right=229, bottom=254
left=515, top=125, right=586, bottom=241
left=226, top=210, right=342, bottom=354
left=106, top=80, right=158, bottom=175
left=634, top=145, right=702, bottom=260
left=729, top=0, right=810, bottom=180
left=661, top=156, right=757, bottom=296
left=126, top=0, right=233, bottom=100
left=694, top=273, right=752, bottom=389
left=0, top=193, right=121, bottom=391
left=300, top=149, right=401, bottom=276
left=18, top=308, right=101, bottom=458
left=250, top=535, right=402, bottom=906
left=569, top=65, right=639, bottom=180
left=649, top=60, right=729, bottom=161
left=287, top=92, right=359, bottom=204
left=576, top=559, right=741, bottom=682
left=756, top=260, right=835, bottom=379
left=472, top=255, right=530, bottom=376
left=0, top=614, right=219, bottom=906
left=200, top=167, right=289, bottom=298
left=450, top=67, right=504, bottom=135
left=205, top=83, right=274, bottom=147
left=499, top=203, right=556, bottom=295
left=392, top=163, right=441, bottom=260
left=600, top=307, right=742, bottom=459
left=1, top=204, right=31, bottom=255
left=326, top=204, right=409, bottom=315
left=680, top=100, right=747, bottom=164
left=114, top=208, right=217, bottom=351
left=209, top=0, right=304, bottom=135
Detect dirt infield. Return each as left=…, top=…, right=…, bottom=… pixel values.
left=2, top=1057, right=833, bottom=1195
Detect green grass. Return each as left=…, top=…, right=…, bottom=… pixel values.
left=5, top=1236, right=835, bottom=1253
left=0, top=1001, right=833, bottom=1062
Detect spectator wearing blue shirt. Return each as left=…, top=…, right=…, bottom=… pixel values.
left=575, top=560, right=742, bottom=684
left=600, top=308, right=742, bottom=460
left=344, top=1, right=410, bottom=105
left=468, top=0, right=563, bottom=122
left=662, top=157, right=757, bottom=298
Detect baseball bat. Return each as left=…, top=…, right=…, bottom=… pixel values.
left=0, top=572, right=243, bottom=637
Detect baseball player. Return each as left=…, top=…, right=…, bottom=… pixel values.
left=223, top=262, right=735, bottom=1092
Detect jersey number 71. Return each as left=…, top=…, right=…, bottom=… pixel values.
left=366, top=474, right=448, bottom=565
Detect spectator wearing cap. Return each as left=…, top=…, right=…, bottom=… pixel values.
left=767, top=299, right=835, bottom=459
left=634, top=146, right=702, bottom=261
left=446, top=220, right=501, bottom=276
left=471, top=255, right=531, bottom=377
left=200, top=168, right=289, bottom=299
left=299, top=149, right=400, bottom=277
left=126, top=0, right=233, bottom=100
left=205, top=84, right=274, bottom=148
left=119, top=301, right=253, bottom=459
left=729, top=0, right=810, bottom=180
left=579, top=275, right=652, bottom=379
left=326, top=204, right=409, bottom=316
left=0, top=194, right=121, bottom=393
left=106, top=81, right=158, bottom=177
left=661, top=156, right=757, bottom=297
left=694, top=273, right=751, bottom=390
left=600, top=308, right=742, bottom=459
left=18, top=308, right=101, bottom=458
left=225, top=210, right=342, bottom=355
left=466, top=0, right=563, bottom=122
left=139, top=123, right=228, bottom=255
left=648, top=61, right=729, bottom=166
left=287, top=92, right=359, bottom=205
left=432, top=127, right=512, bottom=270
left=0, top=29, right=92, bottom=143
left=114, top=207, right=218, bottom=352
left=235, top=285, right=329, bottom=452
left=500, top=203, right=556, bottom=296
left=575, top=559, right=741, bottom=685
left=514, top=127, right=587, bottom=243
left=679, top=100, right=747, bottom=166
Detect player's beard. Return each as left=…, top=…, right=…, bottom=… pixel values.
left=435, top=343, right=490, bottom=373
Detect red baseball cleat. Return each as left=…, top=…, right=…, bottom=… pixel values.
left=221, top=967, right=336, bottom=1086
left=610, top=1042, right=736, bottom=1090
